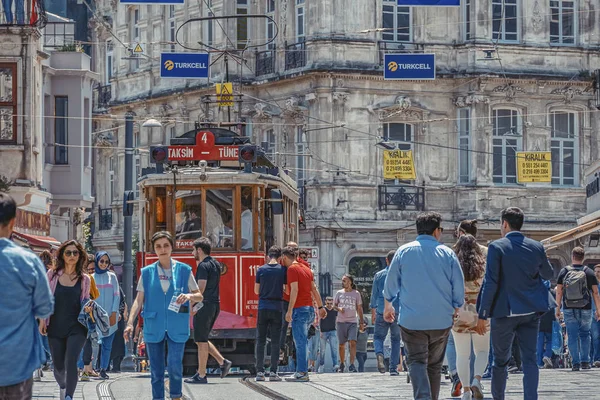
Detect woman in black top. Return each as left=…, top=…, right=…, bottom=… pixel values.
left=41, top=240, right=90, bottom=400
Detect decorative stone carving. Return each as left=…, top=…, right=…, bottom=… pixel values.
left=198, top=107, right=215, bottom=122
left=158, top=103, right=173, bottom=117
left=492, top=83, right=525, bottom=101
left=550, top=86, right=584, bottom=104
left=177, top=94, right=188, bottom=117
left=285, top=96, right=302, bottom=111
left=336, top=78, right=345, bottom=88
left=453, top=95, right=489, bottom=107
left=280, top=0, right=288, bottom=38
left=332, top=92, right=348, bottom=103
left=368, top=95, right=423, bottom=121
left=254, top=102, right=275, bottom=121
left=531, top=1, right=544, bottom=33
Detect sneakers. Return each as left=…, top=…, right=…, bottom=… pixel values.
left=390, top=370, right=399, bottom=376
left=220, top=359, right=233, bottom=378
left=80, top=372, right=90, bottom=382
left=269, top=372, right=282, bottom=381
left=184, top=372, right=208, bottom=384
left=255, top=372, right=265, bottom=382
left=542, top=356, right=553, bottom=369
left=317, top=365, right=324, bottom=374
left=507, top=365, right=518, bottom=373
left=333, top=364, right=340, bottom=373
left=338, top=363, right=345, bottom=373
left=376, top=353, right=386, bottom=374
left=33, top=368, right=42, bottom=382
left=451, top=373, right=462, bottom=397
left=462, top=392, right=472, bottom=400
left=572, top=364, right=581, bottom=371
left=481, top=369, right=491, bottom=379
left=471, top=378, right=484, bottom=399
left=348, top=364, right=357, bottom=373
left=285, top=372, right=309, bottom=382
left=99, top=369, right=109, bottom=380
left=594, top=361, right=600, bottom=368
left=582, top=362, right=591, bottom=370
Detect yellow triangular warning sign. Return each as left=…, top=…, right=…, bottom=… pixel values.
left=134, top=43, right=143, bottom=53
left=216, top=83, right=233, bottom=107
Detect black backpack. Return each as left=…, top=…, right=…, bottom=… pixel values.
left=563, top=266, right=590, bottom=308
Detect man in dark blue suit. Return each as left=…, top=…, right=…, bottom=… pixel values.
left=475, top=207, right=555, bottom=400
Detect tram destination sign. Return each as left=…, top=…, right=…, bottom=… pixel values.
left=168, top=144, right=239, bottom=161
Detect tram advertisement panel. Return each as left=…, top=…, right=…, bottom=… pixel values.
left=240, top=255, right=266, bottom=318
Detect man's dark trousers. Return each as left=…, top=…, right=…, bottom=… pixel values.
left=400, top=326, right=450, bottom=400
left=491, top=314, right=541, bottom=400
left=256, top=309, right=283, bottom=373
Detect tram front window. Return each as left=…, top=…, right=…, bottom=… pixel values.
left=175, top=190, right=202, bottom=240
left=206, top=189, right=234, bottom=249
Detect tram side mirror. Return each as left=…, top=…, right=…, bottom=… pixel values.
left=270, top=190, right=284, bottom=215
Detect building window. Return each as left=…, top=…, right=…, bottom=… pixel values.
left=463, top=0, right=471, bottom=40
left=106, top=41, right=113, bottom=82
left=109, top=156, right=115, bottom=201
left=296, top=0, right=305, bottom=42
left=458, top=108, right=470, bottom=184
left=550, top=1, right=575, bottom=45
left=266, top=0, right=275, bottom=49
left=168, top=6, right=176, bottom=52
left=492, top=109, right=522, bottom=184
left=205, top=0, right=214, bottom=47
left=54, top=96, right=68, bottom=165
left=0, top=64, right=17, bottom=143
left=551, top=111, right=577, bottom=186
left=237, top=0, right=248, bottom=49
left=296, top=126, right=306, bottom=185
left=383, top=123, right=412, bottom=150
left=492, top=0, right=518, bottom=42
left=262, top=129, right=276, bottom=159
left=129, top=8, right=140, bottom=69
left=382, top=1, right=411, bottom=42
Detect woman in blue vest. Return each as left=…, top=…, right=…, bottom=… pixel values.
left=124, top=231, right=203, bottom=400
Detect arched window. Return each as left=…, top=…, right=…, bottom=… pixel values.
left=382, top=122, right=412, bottom=150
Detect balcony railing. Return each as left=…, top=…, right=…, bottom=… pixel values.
left=94, top=84, right=111, bottom=109
left=377, top=41, right=423, bottom=65
left=98, top=207, right=112, bottom=231
left=378, top=184, right=425, bottom=211
left=0, top=0, right=47, bottom=28
left=255, top=49, right=276, bottom=76
left=285, top=41, right=306, bottom=70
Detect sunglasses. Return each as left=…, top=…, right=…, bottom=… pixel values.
left=64, top=250, right=79, bottom=257
left=438, top=227, right=444, bottom=233
left=98, top=259, right=109, bottom=264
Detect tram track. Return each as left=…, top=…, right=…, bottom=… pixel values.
left=240, top=376, right=294, bottom=400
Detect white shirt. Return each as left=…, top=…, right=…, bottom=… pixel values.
left=241, top=209, right=253, bottom=250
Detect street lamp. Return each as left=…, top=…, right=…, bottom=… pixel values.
left=121, top=114, right=163, bottom=372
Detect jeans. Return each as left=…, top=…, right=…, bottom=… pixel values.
left=563, top=308, right=592, bottom=365
left=146, top=336, right=185, bottom=400
left=319, top=330, right=339, bottom=367
left=99, top=332, right=117, bottom=370
left=591, top=319, right=600, bottom=362
left=291, top=306, right=315, bottom=374
left=308, top=327, right=320, bottom=362
left=0, top=378, right=32, bottom=399
left=280, top=301, right=290, bottom=351
left=400, top=326, right=450, bottom=400
left=490, top=314, right=540, bottom=400
left=1, top=0, right=24, bottom=24
left=373, top=313, right=401, bottom=372
left=41, top=334, right=52, bottom=365
left=255, top=309, right=282, bottom=374
left=356, top=352, right=367, bottom=372
left=536, top=331, right=553, bottom=366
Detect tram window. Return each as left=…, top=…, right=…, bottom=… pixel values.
left=241, top=186, right=254, bottom=250
left=175, top=190, right=202, bottom=240
left=205, top=189, right=234, bottom=249
left=155, top=187, right=167, bottom=231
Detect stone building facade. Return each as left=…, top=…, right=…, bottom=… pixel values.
left=90, top=1, right=600, bottom=291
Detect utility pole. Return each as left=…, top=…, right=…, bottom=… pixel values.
left=121, top=112, right=136, bottom=372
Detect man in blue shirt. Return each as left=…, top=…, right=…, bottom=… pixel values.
left=0, top=194, right=54, bottom=397
left=254, top=245, right=287, bottom=382
left=383, top=211, right=464, bottom=400
left=370, top=250, right=401, bottom=376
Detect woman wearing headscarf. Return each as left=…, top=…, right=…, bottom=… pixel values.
left=41, top=240, right=90, bottom=400
left=92, top=251, right=120, bottom=380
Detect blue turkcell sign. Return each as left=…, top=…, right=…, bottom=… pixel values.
left=383, top=54, right=436, bottom=80
left=160, top=53, right=209, bottom=79
left=397, top=0, right=460, bottom=5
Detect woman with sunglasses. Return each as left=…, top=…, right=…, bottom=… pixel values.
left=41, top=240, right=90, bottom=400
left=92, top=251, right=120, bottom=380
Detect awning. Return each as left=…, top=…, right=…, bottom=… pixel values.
left=541, top=217, right=600, bottom=250
left=11, top=231, right=61, bottom=250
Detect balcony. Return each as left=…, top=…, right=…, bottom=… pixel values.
left=378, top=184, right=425, bottom=211
left=94, top=84, right=111, bottom=109
left=377, top=41, right=423, bottom=66
left=0, top=0, right=47, bottom=27
left=255, top=49, right=275, bottom=76
left=285, top=41, right=306, bottom=70
left=98, top=207, right=112, bottom=231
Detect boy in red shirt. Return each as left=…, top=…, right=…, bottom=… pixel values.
left=283, top=246, right=326, bottom=382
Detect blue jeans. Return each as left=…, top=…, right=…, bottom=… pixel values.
left=99, top=332, right=116, bottom=370
left=146, top=336, right=185, bottom=400
left=373, top=314, right=400, bottom=371
left=319, top=330, right=338, bottom=367
left=563, top=308, right=592, bottom=365
left=536, top=331, right=553, bottom=366
left=591, top=319, right=600, bottom=362
left=291, top=306, right=314, bottom=374
left=490, top=314, right=540, bottom=400
left=308, top=327, right=320, bottom=362
left=41, top=335, right=52, bottom=366
left=356, top=352, right=367, bottom=372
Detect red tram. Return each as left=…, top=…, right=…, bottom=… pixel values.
left=136, top=128, right=299, bottom=374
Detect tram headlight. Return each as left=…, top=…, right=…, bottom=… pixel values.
left=150, top=146, right=169, bottom=164
left=239, top=145, right=257, bottom=163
